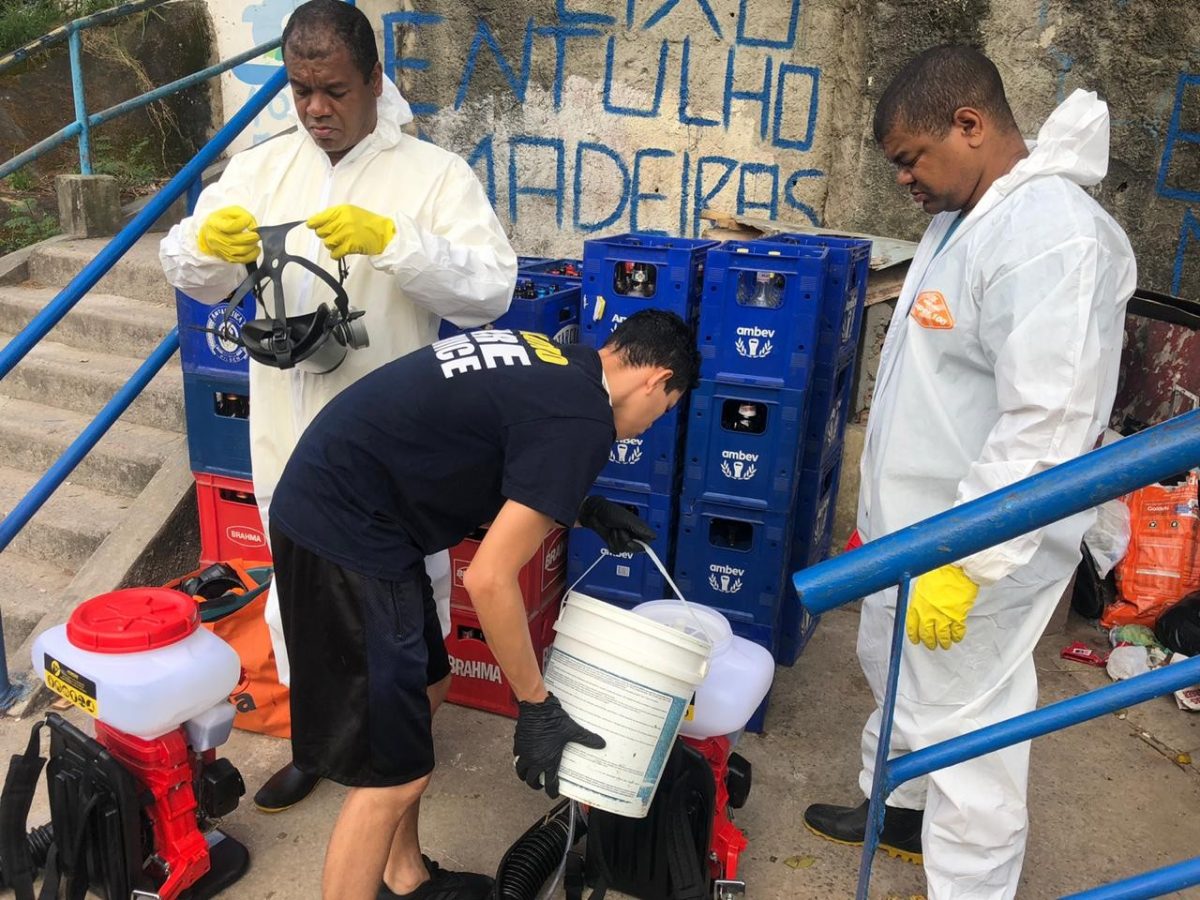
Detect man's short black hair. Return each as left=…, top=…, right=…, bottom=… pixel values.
left=282, top=0, right=378, bottom=83
left=873, top=45, right=1018, bottom=143
left=603, top=309, right=699, bottom=395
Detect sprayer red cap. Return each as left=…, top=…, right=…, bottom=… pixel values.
left=67, top=588, right=199, bottom=653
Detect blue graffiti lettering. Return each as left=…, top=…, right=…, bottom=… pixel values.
left=535, top=25, right=603, bottom=109
left=773, top=64, right=820, bottom=150
left=736, top=0, right=801, bottom=49
left=455, top=18, right=535, bottom=109
left=737, top=162, right=779, bottom=219
left=510, top=136, right=566, bottom=226
left=382, top=11, right=444, bottom=116
left=556, top=0, right=616, bottom=26
left=692, top=155, right=738, bottom=237
left=678, top=37, right=719, bottom=127
left=466, top=134, right=497, bottom=208
left=1172, top=208, right=1200, bottom=295
left=783, top=168, right=822, bottom=225
left=641, top=0, right=722, bottom=38
left=1156, top=73, right=1200, bottom=204
left=603, top=36, right=669, bottom=117
left=574, top=143, right=631, bottom=231
left=724, top=46, right=773, bottom=139
left=632, top=148, right=676, bottom=235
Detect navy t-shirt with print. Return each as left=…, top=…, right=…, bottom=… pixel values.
left=269, top=330, right=615, bottom=580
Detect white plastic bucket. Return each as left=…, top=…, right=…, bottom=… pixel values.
left=544, top=590, right=711, bottom=818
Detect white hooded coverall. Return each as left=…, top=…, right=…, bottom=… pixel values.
left=856, top=90, right=1136, bottom=898
left=160, top=80, right=516, bottom=681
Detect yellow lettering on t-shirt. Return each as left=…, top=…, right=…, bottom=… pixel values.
left=520, top=331, right=567, bottom=366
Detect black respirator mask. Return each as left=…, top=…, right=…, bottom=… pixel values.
left=211, top=220, right=369, bottom=373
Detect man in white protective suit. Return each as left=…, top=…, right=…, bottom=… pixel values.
left=160, top=0, right=515, bottom=835
left=803, top=46, right=1136, bottom=898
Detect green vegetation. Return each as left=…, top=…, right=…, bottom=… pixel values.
left=0, top=198, right=59, bottom=255
left=0, top=1, right=125, bottom=57
left=92, top=136, right=158, bottom=190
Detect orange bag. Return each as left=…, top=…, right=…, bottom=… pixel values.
left=1104, top=471, right=1200, bottom=628
left=166, top=560, right=291, bottom=738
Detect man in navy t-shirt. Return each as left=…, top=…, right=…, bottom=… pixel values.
left=268, top=310, right=699, bottom=900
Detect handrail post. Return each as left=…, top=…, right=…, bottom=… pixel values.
left=0, top=614, right=23, bottom=710
left=68, top=24, right=91, bottom=174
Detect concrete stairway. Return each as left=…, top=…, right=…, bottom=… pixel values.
left=0, top=234, right=186, bottom=662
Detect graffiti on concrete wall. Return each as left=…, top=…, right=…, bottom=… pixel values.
left=385, top=1, right=824, bottom=241
left=1155, top=72, right=1200, bottom=298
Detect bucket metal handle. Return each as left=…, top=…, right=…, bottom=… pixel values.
left=567, top=543, right=716, bottom=647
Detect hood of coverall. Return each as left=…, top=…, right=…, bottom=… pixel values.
left=985, top=88, right=1110, bottom=203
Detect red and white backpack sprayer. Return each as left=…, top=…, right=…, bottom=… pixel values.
left=0, top=588, right=249, bottom=899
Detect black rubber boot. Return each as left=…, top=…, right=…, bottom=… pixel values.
left=378, top=856, right=493, bottom=900
left=803, top=799, right=923, bottom=864
left=252, top=761, right=322, bottom=813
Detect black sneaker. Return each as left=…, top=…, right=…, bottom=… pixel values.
left=253, top=762, right=322, bottom=813
left=803, top=799, right=923, bottom=864
left=378, top=855, right=494, bottom=900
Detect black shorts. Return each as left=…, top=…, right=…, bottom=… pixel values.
left=271, top=526, right=452, bottom=787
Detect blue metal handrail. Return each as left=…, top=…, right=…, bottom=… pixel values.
left=0, top=65, right=289, bottom=710
left=793, top=409, right=1200, bottom=899
left=0, top=0, right=281, bottom=181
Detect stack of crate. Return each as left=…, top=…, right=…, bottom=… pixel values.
left=566, top=233, right=718, bottom=607
left=444, top=526, right=568, bottom=717
left=437, top=272, right=582, bottom=345
left=176, top=289, right=270, bottom=565
left=672, top=234, right=870, bottom=685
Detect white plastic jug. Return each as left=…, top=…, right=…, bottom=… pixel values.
left=32, top=588, right=241, bottom=739
left=632, top=599, right=774, bottom=739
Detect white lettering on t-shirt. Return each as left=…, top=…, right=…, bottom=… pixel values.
left=435, top=329, right=536, bottom=379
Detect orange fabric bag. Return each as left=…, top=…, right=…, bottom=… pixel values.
left=1104, top=471, right=1200, bottom=628
left=166, top=560, right=291, bottom=738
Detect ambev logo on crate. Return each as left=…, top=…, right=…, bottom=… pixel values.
left=720, top=450, right=758, bottom=481
left=206, top=306, right=247, bottom=364
left=610, top=438, right=643, bottom=464
left=226, top=525, right=265, bottom=549
left=709, top=564, right=745, bottom=594
left=735, top=326, right=775, bottom=359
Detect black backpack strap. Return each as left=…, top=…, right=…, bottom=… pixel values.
left=0, top=721, right=46, bottom=900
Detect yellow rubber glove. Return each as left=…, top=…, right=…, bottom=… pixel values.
left=906, top=564, right=980, bottom=650
left=197, top=206, right=260, bottom=264
left=306, top=204, right=396, bottom=259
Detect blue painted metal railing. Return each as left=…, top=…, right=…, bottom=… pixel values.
left=793, top=409, right=1200, bottom=899
left=0, top=61, right=289, bottom=709
left=0, top=0, right=282, bottom=181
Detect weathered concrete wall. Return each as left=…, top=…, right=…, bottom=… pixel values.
left=202, top=1, right=1200, bottom=302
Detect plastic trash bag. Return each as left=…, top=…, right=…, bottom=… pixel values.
left=1084, top=499, right=1131, bottom=578
left=1106, top=644, right=1151, bottom=681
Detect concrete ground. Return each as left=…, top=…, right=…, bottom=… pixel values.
left=3, top=605, right=1198, bottom=900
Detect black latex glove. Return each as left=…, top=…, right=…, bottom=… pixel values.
left=577, top=495, right=657, bottom=554
left=513, top=692, right=606, bottom=798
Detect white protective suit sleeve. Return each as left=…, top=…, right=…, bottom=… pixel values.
left=954, top=235, right=1115, bottom=586
left=374, top=155, right=515, bottom=328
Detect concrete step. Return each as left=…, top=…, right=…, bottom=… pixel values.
left=0, top=397, right=179, bottom=498
left=0, top=334, right=183, bottom=433
left=0, top=552, right=74, bottom=658
left=0, top=465, right=129, bottom=572
left=25, top=236, right=176, bottom=307
left=0, top=285, right=177, bottom=358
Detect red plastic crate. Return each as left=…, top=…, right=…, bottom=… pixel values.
left=195, top=472, right=272, bottom=566
left=449, top=526, right=567, bottom=612
left=445, top=590, right=563, bottom=718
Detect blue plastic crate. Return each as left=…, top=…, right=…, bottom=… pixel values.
left=516, top=255, right=552, bottom=269
left=183, top=371, right=252, bottom=479
left=802, top=359, right=855, bottom=475
left=595, top=404, right=685, bottom=495
left=567, top=488, right=675, bottom=606
left=580, top=233, right=719, bottom=346
left=176, top=289, right=252, bottom=377
left=518, top=257, right=582, bottom=282
left=697, top=242, right=827, bottom=389
left=681, top=380, right=808, bottom=510
left=438, top=277, right=581, bottom=344
left=789, top=458, right=843, bottom=572
left=756, top=232, right=871, bottom=370
left=775, top=590, right=820, bottom=667
left=673, top=500, right=794, bottom=630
